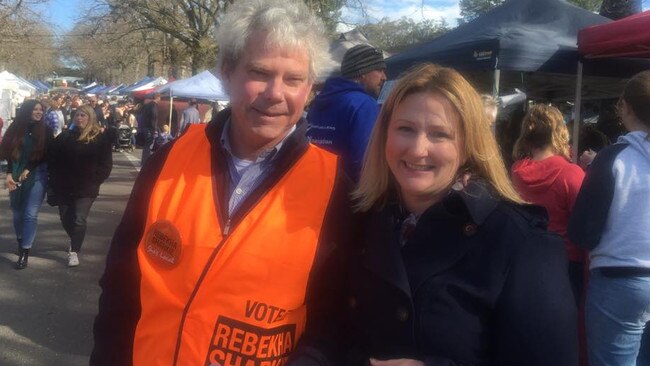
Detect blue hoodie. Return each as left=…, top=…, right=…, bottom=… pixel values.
left=307, top=77, right=379, bottom=181
left=569, top=131, right=650, bottom=270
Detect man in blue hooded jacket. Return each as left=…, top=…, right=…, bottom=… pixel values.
left=307, top=44, right=386, bottom=181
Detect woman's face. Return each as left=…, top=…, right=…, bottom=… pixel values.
left=31, top=104, right=44, bottom=121
left=75, top=110, right=90, bottom=129
left=385, top=92, right=464, bottom=209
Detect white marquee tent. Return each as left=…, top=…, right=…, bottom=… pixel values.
left=0, top=71, right=37, bottom=122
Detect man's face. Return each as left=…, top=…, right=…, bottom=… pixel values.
left=50, top=98, right=61, bottom=109
left=360, top=69, right=387, bottom=98
left=222, top=31, right=313, bottom=154
left=89, top=98, right=97, bottom=107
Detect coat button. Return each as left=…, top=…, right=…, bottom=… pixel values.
left=348, top=296, right=357, bottom=309
left=463, top=223, right=477, bottom=236
left=396, top=307, right=409, bottom=322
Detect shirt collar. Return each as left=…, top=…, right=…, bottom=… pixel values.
left=220, top=117, right=297, bottom=163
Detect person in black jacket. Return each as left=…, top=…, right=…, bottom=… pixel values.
left=88, top=96, right=106, bottom=127
left=48, top=104, right=113, bottom=267
left=139, top=93, right=160, bottom=165
left=347, top=63, right=578, bottom=366
left=0, top=99, right=52, bottom=269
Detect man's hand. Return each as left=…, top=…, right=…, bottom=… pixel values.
left=6, top=174, right=18, bottom=192
left=369, top=358, right=425, bottom=366
left=579, top=149, right=597, bottom=170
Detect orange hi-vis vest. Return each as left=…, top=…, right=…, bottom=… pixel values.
left=132, top=125, right=338, bottom=366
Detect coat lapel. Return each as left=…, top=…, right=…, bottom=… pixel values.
left=401, top=200, right=473, bottom=294
left=402, top=181, right=500, bottom=292
left=361, top=181, right=502, bottom=299
left=361, top=208, right=413, bottom=299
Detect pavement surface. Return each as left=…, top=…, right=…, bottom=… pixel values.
left=0, top=150, right=141, bottom=366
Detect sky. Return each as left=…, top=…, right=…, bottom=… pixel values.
left=37, top=0, right=649, bottom=35
left=36, top=0, right=462, bottom=35
left=338, top=0, right=461, bottom=31
left=34, top=0, right=86, bottom=34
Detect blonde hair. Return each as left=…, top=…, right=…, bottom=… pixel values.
left=353, top=63, right=524, bottom=212
left=76, top=105, right=102, bottom=143
left=481, top=94, right=498, bottom=108
left=513, top=104, right=570, bottom=160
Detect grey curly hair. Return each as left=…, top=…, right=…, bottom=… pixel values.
left=216, top=0, right=330, bottom=83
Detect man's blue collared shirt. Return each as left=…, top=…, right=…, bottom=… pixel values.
left=220, top=118, right=296, bottom=217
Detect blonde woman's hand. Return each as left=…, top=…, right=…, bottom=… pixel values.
left=18, top=169, right=30, bottom=182
left=369, top=358, right=425, bottom=366
left=6, top=174, right=18, bottom=191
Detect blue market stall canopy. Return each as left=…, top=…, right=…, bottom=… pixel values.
left=154, top=71, right=228, bottom=101
left=85, top=85, right=111, bottom=95
left=110, top=85, right=128, bottom=94
left=30, top=80, right=50, bottom=93
left=119, top=76, right=155, bottom=95
left=386, top=0, right=609, bottom=78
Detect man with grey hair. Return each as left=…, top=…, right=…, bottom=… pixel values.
left=90, top=1, right=352, bottom=365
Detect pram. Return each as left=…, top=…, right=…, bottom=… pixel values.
left=114, top=123, right=136, bottom=152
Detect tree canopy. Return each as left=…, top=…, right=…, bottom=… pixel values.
left=459, top=0, right=640, bottom=21
left=0, top=0, right=60, bottom=78
left=358, top=17, right=449, bottom=52
left=1, top=0, right=646, bottom=85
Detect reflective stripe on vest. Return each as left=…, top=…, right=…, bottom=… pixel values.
left=132, top=124, right=338, bottom=366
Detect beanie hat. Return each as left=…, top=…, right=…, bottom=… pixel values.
left=340, top=44, right=386, bottom=79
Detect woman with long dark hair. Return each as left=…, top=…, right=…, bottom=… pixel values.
left=48, top=104, right=113, bottom=267
left=0, top=99, right=51, bottom=269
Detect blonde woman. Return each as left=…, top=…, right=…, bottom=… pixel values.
left=47, top=105, right=114, bottom=267
left=511, top=104, right=586, bottom=305
left=347, top=64, right=577, bottom=365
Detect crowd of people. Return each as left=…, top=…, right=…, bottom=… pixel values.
left=0, top=97, right=114, bottom=268
left=2, top=0, right=650, bottom=365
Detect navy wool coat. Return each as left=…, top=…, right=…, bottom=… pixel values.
left=344, top=181, right=578, bottom=366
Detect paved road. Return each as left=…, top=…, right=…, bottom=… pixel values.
left=0, top=150, right=140, bottom=366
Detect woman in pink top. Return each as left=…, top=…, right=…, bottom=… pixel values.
left=511, top=104, right=586, bottom=304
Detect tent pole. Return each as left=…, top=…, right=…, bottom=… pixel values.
left=492, top=68, right=501, bottom=98
left=572, top=61, right=583, bottom=163
left=169, top=90, right=174, bottom=133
